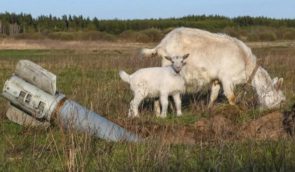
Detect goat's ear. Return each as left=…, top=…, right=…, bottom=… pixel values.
left=272, top=77, right=278, bottom=86
left=274, top=77, right=284, bottom=90
left=165, top=56, right=172, bottom=61
left=277, top=78, right=284, bottom=90
left=183, top=53, right=190, bottom=60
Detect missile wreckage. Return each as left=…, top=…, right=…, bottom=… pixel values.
left=2, top=60, right=140, bottom=142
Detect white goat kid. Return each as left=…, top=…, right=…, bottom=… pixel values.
left=141, top=27, right=285, bottom=109
left=119, top=54, right=189, bottom=118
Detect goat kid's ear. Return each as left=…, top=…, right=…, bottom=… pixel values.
left=273, top=77, right=284, bottom=90
left=183, top=53, right=190, bottom=60
left=165, top=56, right=172, bottom=61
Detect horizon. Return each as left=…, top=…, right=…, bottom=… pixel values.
left=1, top=11, right=293, bottom=21
left=0, top=0, right=295, bottom=20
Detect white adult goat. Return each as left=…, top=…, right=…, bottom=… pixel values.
left=119, top=54, right=189, bottom=118
left=141, top=27, right=285, bottom=109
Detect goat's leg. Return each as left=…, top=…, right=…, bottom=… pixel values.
left=154, top=100, right=161, bottom=116
left=208, top=80, right=221, bottom=108
left=159, top=94, right=169, bottom=118
left=128, top=94, right=144, bottom=117
left=172, top=93, right=182, bottom=116
left=222, top=80, right=236, bottom=105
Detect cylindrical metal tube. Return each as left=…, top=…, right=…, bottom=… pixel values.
left=2, top=76, right=64, bottom=120
left=3, top=75, right=141, bottom=142
left=57, top=100, right=140, bottom=142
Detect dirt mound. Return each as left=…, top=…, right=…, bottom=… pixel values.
left=119, top=111, right=290, bottom=144
left=194, top=112, right=288, bottom=142
left=194, top=115, right=236, bottom=141
left=240, top=112, right=287, bottom=140
left=209, top=105, right=243, bottom=121
left=116, top=119, right=196, bottom=144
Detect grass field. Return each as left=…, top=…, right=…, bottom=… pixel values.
left=1, top=40, right=295, bottom=171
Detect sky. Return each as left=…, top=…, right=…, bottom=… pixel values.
left=0, top=0, right=294, bottom=19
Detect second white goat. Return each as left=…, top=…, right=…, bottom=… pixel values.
left=119, top=54, right=189, bottom=118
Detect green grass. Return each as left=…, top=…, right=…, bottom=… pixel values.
left=0, top=45, right=295, bottom=171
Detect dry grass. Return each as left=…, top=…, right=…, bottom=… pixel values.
left=0, top=38, right=152, bottom=51
left=0, top=39, right=295, bottom=171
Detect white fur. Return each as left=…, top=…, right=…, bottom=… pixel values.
left=141, top=27, right=285, bottom=109
left=251, top=68, right=285, bottom=109
left=120, top=56, right=187, bottom=118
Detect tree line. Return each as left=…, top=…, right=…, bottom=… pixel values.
left=0, top=12, right=295, bottom=36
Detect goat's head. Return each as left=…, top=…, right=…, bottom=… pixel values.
left=164, top=54, right=189, bottom=73
left=260, top=77, right=286, bottom=109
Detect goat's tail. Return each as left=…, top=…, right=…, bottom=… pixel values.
left=119, top=71, right=130, bottom=83
left=140, top=48, right=157, bottom=58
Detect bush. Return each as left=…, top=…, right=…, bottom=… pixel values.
left=282, top=28, right=295, bottom=40
left=119, top=28, right=164, bottom=43
left=47, top=31, right=116, bottom=41
left=141, top=28, right=164, bottom=42
left=119, top=30, right=150, bottom=42
left=222, top=27, right=240, bottom=38
left=246, top=27, right=278, bottom=42
left=119, top=30, right=138, bottom=42
left=258, top=31, right=277, bottom=41
left=47, top=32, right=75, bottom=40
left=76, top=31, right=116, bottom=41
left=14, top=33, right=47, bottom=40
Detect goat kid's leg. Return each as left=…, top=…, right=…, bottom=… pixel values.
left=159, top=94, right=169, bottom=118
left=208, top=80, right=221, bottom=108
left=222, top=80, right=236, bottom=105
left=154, top=100, right=161, bottom=116
left=172, top=93, right=182, bottom=116
left=128, top=94, right=144, bottom=118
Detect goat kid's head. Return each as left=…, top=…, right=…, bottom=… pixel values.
left=261, top=77, right=286, bottom=109
left=165, top=54, right=189, bottom=73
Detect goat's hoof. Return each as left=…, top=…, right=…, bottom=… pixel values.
left=229, top=102, right=237, bottom=106
left=155, top=113, right=162, bottom=117
left=208, top=102, right=215, bottom=109
left=157, top=114, right=166, bottom=118
left=128, top=115, right=139, bottom=118
left=128, top=113, right=137, bottom=118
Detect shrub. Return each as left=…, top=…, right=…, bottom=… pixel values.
left=222, top=27, right=240, bottom=38
left=282, top=29, right=295, bottom=40
left=76, top=31, right=116, bottom=41
left=246, top=27, right=278, bottom=42
left=141, top=28, right=164, bottom=42
left=47, top=32, right=75, bottom=40
left=119, top=30, right=138, bottom=42
left=46, top=31, right=116, bottom=41
left=119, top=28, right=164, bottom=43
left=14, top=33, right=47, bottom=40
left=259, top=31, right=277, bottom=41
left=119, top=30, right=150, bottom=42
